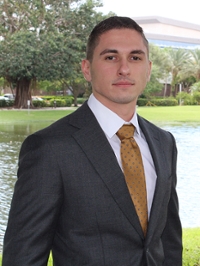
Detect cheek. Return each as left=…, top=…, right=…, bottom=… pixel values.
left=91, top=66, right=109, bottom=83
left=141, top=67, right=151, bottom=83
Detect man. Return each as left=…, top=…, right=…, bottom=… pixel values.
left=2, top=16, right=182, bottom=265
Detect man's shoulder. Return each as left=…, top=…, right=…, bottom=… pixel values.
left=33, top=102, right=95, bottom=138
left=138, top=115, right=174, bottom=139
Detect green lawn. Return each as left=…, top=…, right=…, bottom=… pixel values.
left=183, top=228, right=200, bottom=266
left=1, top=105, right=200, bottom=124
left=137, top=105, right=200, bottom=123
left=0, top=108, right=75, bottom=124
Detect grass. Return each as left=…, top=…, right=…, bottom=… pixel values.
left=0, top=228, right=199, bottom=265
left=137, top=105, right=200, bottom=123
left=0, top=108, right=76, bottom=124
left=0, top=106, right=200, bottom=125
left=183, top=228, right=200, bottom=266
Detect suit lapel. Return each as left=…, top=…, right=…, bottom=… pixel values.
left=138, top=116, right=170, bottom=242
left=69, top=103, right=144, bottom=238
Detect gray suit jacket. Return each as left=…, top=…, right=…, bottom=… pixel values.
left=2, top=102, right=182, bottom=266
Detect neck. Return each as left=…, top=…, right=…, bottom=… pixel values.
left=110, top=105, right=136, bottom=122
left=93, top=95, right=136, bottom=122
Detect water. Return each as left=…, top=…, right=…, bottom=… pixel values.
left=0, top=122, right=200, bottom=252
left=159, top=123, right=200, bottom=228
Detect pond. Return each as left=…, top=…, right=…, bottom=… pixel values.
left=0, top=121, right=200, bottom=252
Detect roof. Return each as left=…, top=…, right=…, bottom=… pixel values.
left=132, top=16, right=200, bottom=46
left=133, top=16, right=200, bottom=31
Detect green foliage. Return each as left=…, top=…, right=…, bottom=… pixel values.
left=193, top=92, right=200, bottom=104
left=0, top=99, right=7, bottom=107
left=65, top=97, right=74, bottom=107
left=49, top=99, right=65, bottom=107
left=164, top=47, right=192, bottom=95
left=187, top=49, right=200, bottom=81
left=137, top=98, right=148, bottom=106
left=0, top=77, right=5, bottom=87
left=32, top=100, right=48, bottom=108
left=144, top=74, right=163, bottom=98
left=0, top=0, right=112, bottom=108
left=77, top=97, right=87, bottom=104
left=38, top=80, right=62, bottom=92
left=176, top=92, right=196, bottom=105
left=191, top=81, right=200, bottom=92
left=49, top=97, right=73, bottom=107
left=0, top=99, right=14, bottom=107
left=0, top=31, right=82, bottom=82
left=137, top=97, right=178, bottom=106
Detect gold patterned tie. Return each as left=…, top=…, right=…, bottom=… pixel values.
left=117, top=124, right=148, bottom=236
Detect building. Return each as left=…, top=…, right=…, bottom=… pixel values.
left=133, top=16, right=200, bottom=49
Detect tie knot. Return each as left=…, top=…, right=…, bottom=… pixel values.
left=117, top=124, right=135, bottom=141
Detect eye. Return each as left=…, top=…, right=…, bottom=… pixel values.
left=105, top=55, right=116, bottom=61
left=131, top=56, right=141, bottom=61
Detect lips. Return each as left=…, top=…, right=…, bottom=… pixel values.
left=113, top=79, right=134, bottom=86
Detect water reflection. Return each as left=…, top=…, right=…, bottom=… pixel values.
left=0, top=122, right=200, bottom=252
left=159, top=123, right=200, bottom=228
left=0, top=122, right=51, bottom=252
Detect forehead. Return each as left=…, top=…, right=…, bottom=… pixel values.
left=95, top=28, right=148, bottom=54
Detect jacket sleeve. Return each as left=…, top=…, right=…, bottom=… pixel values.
left=162, top=134, right=182, bottom=265
left=2, top=133, right=63, bottom=266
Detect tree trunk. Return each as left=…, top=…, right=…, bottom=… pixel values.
left=15, top=78, right=33, bottom=108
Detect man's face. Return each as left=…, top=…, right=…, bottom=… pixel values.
left=82, top=28, right=152, bottom=111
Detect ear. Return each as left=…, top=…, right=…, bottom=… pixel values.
left=81, top=59, right=92, bottom=82
left=147, top=60, right=152, bottom=81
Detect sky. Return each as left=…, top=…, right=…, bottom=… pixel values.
left=98, top=0, right=200, bottom=25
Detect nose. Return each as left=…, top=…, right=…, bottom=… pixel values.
left=118, top=59, right=130, bottom=76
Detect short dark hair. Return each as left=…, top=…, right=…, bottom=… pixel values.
left=86, top=16, right=149, bottom=62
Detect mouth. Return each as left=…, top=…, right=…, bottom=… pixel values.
left=113, top=79, right=134, bottom=87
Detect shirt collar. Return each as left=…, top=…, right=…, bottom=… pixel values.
left=87, top=94, right=141, bottom=138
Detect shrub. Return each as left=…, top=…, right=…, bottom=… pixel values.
left=176, top=92, right=195, bottom=105
left=65, top=97, right=73, bottom=107
left=0, top=99, right=7, bottom=107
left=32, top=100, right=48, bottom=108
left=193, top=92, right=200, bottom=105
left=137, top=98, right=149, bottom=106
left=42, top=96, right=73, bottom=107
left=77, top=98, right=87, bottom=105
left=49, top=98, right=67, bottom=107
left=0, top=99, right=14, bottom=107
left=137, top=98, right=178, bottom=106
left=151, top=98, right=178, bottom=106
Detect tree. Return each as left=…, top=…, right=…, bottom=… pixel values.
left=55, top=0, right=114, bottom=105
left=0, top=0, right=113, bottom=108
left=186, top=49, right=200, bottom=81
left=165, top=48, right=191, bottom=96
left=142, top=44, right=170, bottom=98
left=0, top=30, right=82, bottom=108
left=0, top=0, right=79, bottom=36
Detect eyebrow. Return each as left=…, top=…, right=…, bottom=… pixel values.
left=99, top=49, right=146, bottom=56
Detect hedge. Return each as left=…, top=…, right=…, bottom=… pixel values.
left=0, top=99, right=14, bottom=107
left=137, top=98, right=178, bottom=106
left=49, top=97, right=73, bottom=107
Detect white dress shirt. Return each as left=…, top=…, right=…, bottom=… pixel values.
left=87, top=94, right=157, bottom=217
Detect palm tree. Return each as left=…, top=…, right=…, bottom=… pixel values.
left=166, top=48, right=191, bottom=96
left=146, top=44, right=171, bottom=97
left=187, top=49, right=200, bottom=81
